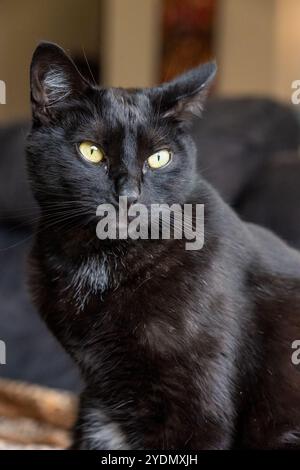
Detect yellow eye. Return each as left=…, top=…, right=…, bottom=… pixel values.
left=147, top=150, right=171, bottom=169
left=78, top=141, right=104, bottom=163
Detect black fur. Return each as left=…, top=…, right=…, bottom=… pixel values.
left=27, top=42, right=300, bottom=449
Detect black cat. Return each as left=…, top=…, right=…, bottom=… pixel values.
left=26, top=42, right=300, bottom=449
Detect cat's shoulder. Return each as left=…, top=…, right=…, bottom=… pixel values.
left=246, top=222, right=300, bottom=277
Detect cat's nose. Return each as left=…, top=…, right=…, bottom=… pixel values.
left=116, top=176, right=140, bottom=206
left=122, top=190, right=139, bottom=206
left=119, top=187, right=139, bottom=206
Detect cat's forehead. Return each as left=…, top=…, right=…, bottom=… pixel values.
left=100, top=88, right=152, bottom=127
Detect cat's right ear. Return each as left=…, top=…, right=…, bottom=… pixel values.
left=30, top=42, right=90, bottom=123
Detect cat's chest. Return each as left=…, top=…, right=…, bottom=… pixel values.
left=64, top=256, right=111, bottom=311
left=53, top=252, right=156, bottom=315
left=38, top=245, right=198, bottom=356
left=57, top=254, right=185, bottom=330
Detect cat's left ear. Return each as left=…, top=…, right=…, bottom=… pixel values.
left=30, top=42, right=90, bottom=123
left=151, top=61, right=217, bottom=122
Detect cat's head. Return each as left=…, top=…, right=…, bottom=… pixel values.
left=27, top=42, right=216, bottom=227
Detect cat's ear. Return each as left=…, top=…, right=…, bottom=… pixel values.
left=30, top=42, right=90, bottom=123
left=152, top=61, right=217, bottom=122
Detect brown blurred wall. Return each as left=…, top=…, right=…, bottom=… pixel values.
left=0, top=0, right=162, bottom=125
left=1, top=0, right=298, bottom=126
left=101, top=0, right=161, bottom=88
left=0, top=0, right=100, bottom=124
left=216, top=0, right=300, bottom=102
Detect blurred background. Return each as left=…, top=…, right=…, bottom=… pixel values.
left=0, top=0, right=300, bottom=448
left=2, top=0, right=300, bottom=124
